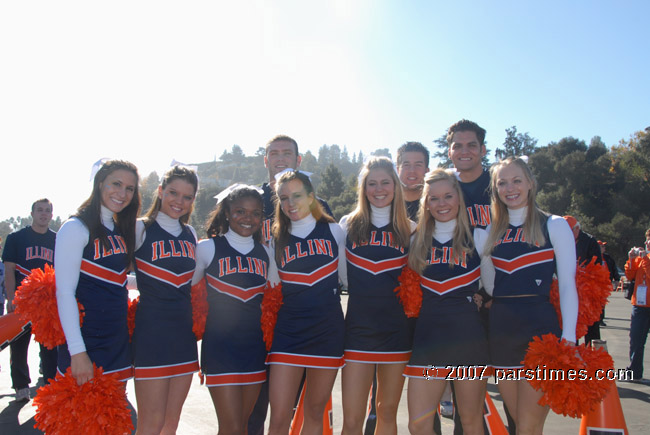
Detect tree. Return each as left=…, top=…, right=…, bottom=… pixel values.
left=432, top=133, right=451, bottom=168
left=140, top=171, right=160, bottom=215
left=494, top=126, right=538, bottom=160
left=317, top=164, right=345, bottom=200
left=371, top=148, right=392, bottom=159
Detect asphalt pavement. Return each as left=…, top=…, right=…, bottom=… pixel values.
left=1, top=289, right=649, bottom=434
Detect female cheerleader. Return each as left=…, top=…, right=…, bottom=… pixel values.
left=56, top=160, right=140, bottom=385
left=266, top=170, right=347, bottom=435
left=191, top=185, right=271, bottom=434
left=484, top=157, right=578, bottom=434
left=131, top=165, right=199, bottom=435
left=339, top=157, right=415, bottom=435
left=405, top=169, right=491, bottom=435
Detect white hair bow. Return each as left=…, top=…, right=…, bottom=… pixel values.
left=214, top=183, right=264, bottom=204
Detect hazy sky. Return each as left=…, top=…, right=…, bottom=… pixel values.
left=1, top=1, right=648, bottom=221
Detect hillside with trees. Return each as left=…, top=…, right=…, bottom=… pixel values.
left=2, top=127, right=648, bottom=268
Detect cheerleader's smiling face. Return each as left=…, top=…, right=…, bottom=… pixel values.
left=100, top=169, right=137, bottom=214
left=426, top=179, right=459, bottom=222
left=365, top=168, right=395, bottom=208
left=226, top=197, right=263, bottom=238
left=158, top=179, right=196, bottom=220
left=495, top=163, right=532, bottom=210
left=278, top=179, right=315, bottom=221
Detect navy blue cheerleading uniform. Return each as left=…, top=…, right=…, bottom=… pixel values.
left=2, top=226, right=58, bottom=388
left=405, top=237, right=489, bottom=378
left=344, top=224, right=414, bottom=364
left=489, top=217, right=561, bottom=369
left=132, top=221, right=198, bottom=379
left=460, top=170, right=491, bottom=229
left=57, top=227, right=133, bottom=381
left=201, top=236, right=269, bottom=386
left=267, top=222, right=344, bottom=368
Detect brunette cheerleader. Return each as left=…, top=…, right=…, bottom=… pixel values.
left=266, top=170, right=347, bottom=435
left=192, top=185, right=271, bottom=434
left=56, top=160, right=140, bottom=385
left=339, top=157, right=415, bottom=435
left=131, top=165, right=199, bottom=435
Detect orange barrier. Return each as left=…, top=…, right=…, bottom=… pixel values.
left=0, top=313, right=31, bottom=352
left=579, top=340, right=628, bottom=435
left=289, top=384, right=333, bottom=435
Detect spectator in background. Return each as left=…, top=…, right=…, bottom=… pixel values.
left=563, top=215, right=603, bottom=344
left=599, top=240, right=620, bottom=327
left=624, top=229, right=650, bottom=381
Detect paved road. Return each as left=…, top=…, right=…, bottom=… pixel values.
left=1, top=290, right=648, bottom=434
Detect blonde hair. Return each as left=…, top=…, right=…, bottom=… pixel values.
left=408, top=169, right=474, bottom=273
left=346, top=157, right=411, bottom=249
left=272, top=171, right=335, bottom=264
left=485, top=157, right=547, bottom=254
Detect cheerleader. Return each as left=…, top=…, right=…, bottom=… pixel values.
left=483, top=157, right=578, bottom=434
left=266, top=170, right=347, bottom=435
left=191, top=185, right=271, bottom=434
left=339, top=157, right=415, bottom=435
left=404, top=169, right=491, bottom=435
left=132, top=165, right=199, bottom=435
left=55, top=160, right=140, bottom=385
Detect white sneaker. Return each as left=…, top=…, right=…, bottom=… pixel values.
left=440, top=401, right=453, bottom=418
left=15, top=388, right=30, bottom=402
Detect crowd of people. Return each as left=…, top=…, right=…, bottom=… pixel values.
left=1, top=119, right=647, bottom=435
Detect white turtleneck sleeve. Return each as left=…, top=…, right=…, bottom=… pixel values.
left=55, top=206, right=115, bottom=356
left=473, top=227, right=495, bottom=295
left=548, top=215, right=578, bottom=343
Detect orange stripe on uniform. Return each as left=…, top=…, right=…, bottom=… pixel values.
left=346, top=250, right=407, bottom=275
left=420, top=267, right=481, bottom=295
left=206, top=275, right=265, bottom=302
left=344, top=350, right=411, bottom=364
left=134, top=361, right=199, bottom=379
left=81, top=260, right=127, bottom=285
left=204, top=370, right=266, bottom=386
left=492, top=249, right=554, bottom=274
left=135, top=259, right=193, bottom=287
left=267, top=352, right=344, bottom=369
left=106, top=365, right=135, bottom=382
left=278, top=259, right=338, bottom=286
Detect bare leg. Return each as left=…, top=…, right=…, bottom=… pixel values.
left=268, top=365, right=305, bottom=435
left=341, top=362, right=376, bottom=435
left=374, top=363, right=407, bottom=435
left=407, top=377, right=446, bottom=435
left=301, top=367, right=339, bottom=435
left=452, top=378, right=488, bottom=435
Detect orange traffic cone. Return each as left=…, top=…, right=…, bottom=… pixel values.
left=579, top=340, right=628, bottom=435
left=0, top=313, right=31, bottom=352
left=483, top=392, right=509, bottom=435
left=289, top=384, right=333, bottom=435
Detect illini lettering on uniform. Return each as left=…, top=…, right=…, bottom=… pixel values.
left=350, top=230, right=406, bottom=254
left=150, top=240, right=196, bottom=261
left=493, top=228, right=541, bottom=247
left=92, top=235, right=128, bottom=260
left=218, top=256, right=268, bottom=279
left=467, top=204, right=490, bottom=228
left=25, top=246, right=54, bottom=263
left=281, top=239, right=334, bottom=267
left=428, top=247, right=468, bottom=268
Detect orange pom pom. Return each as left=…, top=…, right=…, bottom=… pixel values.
left=33, top=364, right=133, bottom=435
left=393, top=266, right=422, bottom=318
left=261, top=283, right=283, bottom=351
left=523, top=333, right=614, bottom=418
left=13, top=264, right=84, bottom=350
left=549, top=258, right=612, bottom=339
left=127, top=296, right=139, bottom=340
left=191, top=280, right=208, bottom=340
